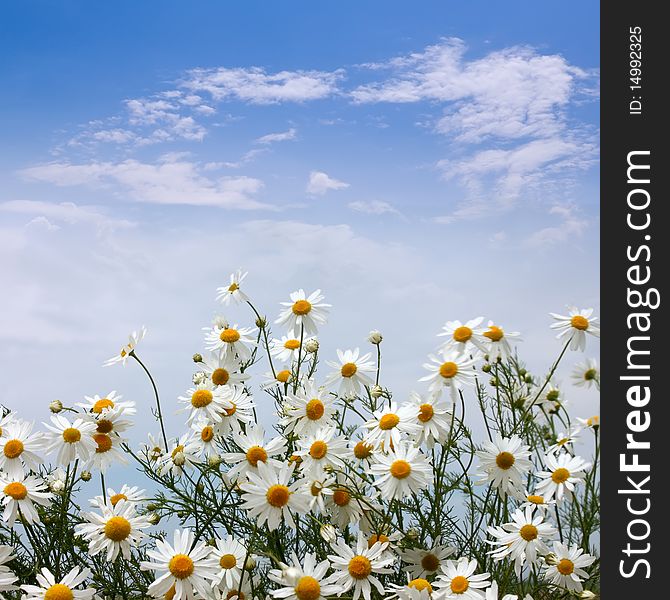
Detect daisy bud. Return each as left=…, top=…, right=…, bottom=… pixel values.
left=320, top=524, right=337, bottom=543
left=544, top=552, right=558, bottom=566
left=192, top=353, right=203, bottom=363
left=304, top=338, right=319, bottom=353
left=173, top=451, right=186, bottom=466
left=368, top=330, right=383, bottom=344
left=369, top=385, right=383, bottom=399
left=518, top=368, right=527, bottom=376
left=80, top=470, right=92, bottom=482
left=207, top=538, right=216, bottom=546
left=405, top=528, right=419, bottom=542
left=244, top=556, right=256, bottom=571
left=147, top=513, right=161, bottom=525
left=481, top=364, right=492, bottom=373
left=490, top=377, right=499, bottom=387
left=146, top=503, right=158, bottom=511
left=524, top=374, right=534, bottom=384
left=255, top=316, right=267, bottom=329
left=579, top=592, right=597, bottom=599
left=49, top=399, right=63, bottom=413
left=192, top=371, right=206, bottom=385
left=49, top=480, right=65, bottom=494
left=196, top=482, right=205, bottom=493
left=208, top=454, right=223, bottom=468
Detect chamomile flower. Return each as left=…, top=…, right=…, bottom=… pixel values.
left=157, top=434, right=201, bottom=478
left=434, top=558, right=491, bottom=600
left=240, top=461, right=311, bottom=530
left=326, top=532, right=395, bottom=600
left=204, top=323, right=257, bottom=362
left=45, top=468, right=68, bottom=494
left=300, top=475, right=335, bottom=514
left=103, top=326, right=146, bottom=367
left=142, top=433, right=166, bottom=462
left=324, top=484, right=366, bottom=529
left=0, top=473, right=51, bottom=526
left=42, top=415, right=97, bottom=466
left=537, top=384, right=565, bottom=415
left=222, top=424, right=286, bottom=482
left=362, top=401, right=422, bottom=450
left=216, top=385, right=256, bottom=435
left=200, top=352, right=249, bottom=388
left=420, top=351, right=477, bottom=400
left=543, top=542, right=596, bottom=593
left=0, top=420, right=44, bottom=479
left=141, top=528, right=218, bottom=600
left=0, top=545, right=18, bottom=598
left=517, top=490, right=556, bottom=513
left=350, top=438, right=375, bottom=465
left=216, top=269, right=250, bottom=306
left=0, top=412, right=16, bottom=439
left=408, top=391, right=453, bottom=448
left=486, top=507, right=556, bottom=575
left=401, top=544, right=457, bottom=579
left=261, top=369, right=295, bottom=390
left=547, top=428, right=580, bottom=455
left=281, top=381, right=337, bottom=437
left=276, top=289, right=330, bottom=336
left=78, top=390, right=136, bottom=416
left=270, top=552, right=343, bottom=600
left=571, top=358, right=599, bottom=389
left=92, top=484, right=146, bottom=509
left=535, top=453, right=590, bottom=503
left=295, top=426, right=349, bottom=478
left=21, top=567, right=96, bottom=600
left=271, top=331, right=305, bottom=363
left=86, top=405, right=134, bottom=440
left=387, top=578, right=435, bottom=600
left=480, top=322, right=521, bottom=362
left=438, top=318, right=486, bottom=355
left=87, top=433, right=128, bottom=473
left=76, top=500, right=151, bottom=561
left=476, top=434, right=532, bottom=496
left=211, top=537, right=247, bottom=591
left=549, top=307, right=600, bottom=351
left=325, top=349, right=376, bottom=396
left=178, top=382, right=233, bottom=425
left=369, top=442, right=431, bottom=500
left=576, top=415, right=600, bottom=431
left=191, top=420, right=221, bottom=458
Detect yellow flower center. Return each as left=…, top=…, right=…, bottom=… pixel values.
left=584, top=368, right=597, bottom=381
left=552, top=467, right=570, bottom=484
left=453, top=326, right=473, bottom=343
left=191, top=389, right=213, bottom=408
left=519, top=524, right=538, bottom=541
left=556, top=437, right=569, bottom=446
left=310, top=481, right=324, bottom=496
left=276, top=370, right=292, bottom=383
left=4, top=482, right=27, bottom=500
left=110, top=493, right=128, bottom=506
left=169, top=554, right=195, bottom=579
left=224, top=403, right=237, bottom=416
left=294, top=576, right=321, bottom=600
left=3, top=439, right=24, bottom=459
left=439, top=362, right=458, bottom=379
left=587, top=416, right=599, bottom=427
left=353, top=441, right=373, bottom=459
left=92, top=398, right=114, bottom=413
left=348, top=555, right=372, bottom=579
left=495, top=451, right=516, bottom=470
left=305, top=399, right=325, bottom=420
left=44, top=584, right=74, bottom=600
left=546, top=390, right=560, bottom=402
left=390, top=459, right=411, bottom=479
left=219, top=553, right=237, bottom=570
left=570, top=315, right=589, bottom=330
left=212, top=368, right=230, bottom=386
left=228, top=282, right=239, bottom=292
left=164, top=584, right=176, bottom=600
left=341, top=362, right=358, bottom=378
left=284, top=339, right=301, bottom=350
left=201, top=426, right=214, bottom=442
left=93, top=433, right=112, bottom=453
left=557, top=558, right=575, bottom=575
left=527, top=495, right=545, bottom=505
left=450, top=575, right=469, bottom=594
left=367, top=533, right=389, bottom=548
left=219, top=328, right=241, bottom=343
left=409, top=579, right=433, bottom=593
left=245, top=446, right=268, bottom=467
left=97, top=419, right=114, bottom=434
left=292, top=300, right=312, bottom=316
left=62, top=428, right=82, bottom=443
left=421, top=553, right=440, bottom=572
left=104, top=516, right=132, bottom=541
left=418, top=403, right=434, bottom=423
left=379, top=413, right=400, bottom=430
left=227, top=592, right=245, bottom=600
left=332, top=488, right=351, bottom=506
left=309, top=440, right=328, bottom=460
left=266, top=484, right=290, bottom=507
left=483, top=325, right=504, bottom=342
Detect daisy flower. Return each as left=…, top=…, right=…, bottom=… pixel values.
left=438, top=317, right=486, bottom=355
left=211, top=536, right=247, bottom=591
left=0, top=420, right=43, bottom=479
left=325, top=349, right=376, bottom=396
left=275, top=289, right=330, bottom=336
left=0, top=412, right=16, bottom=439
left=326, top=532, right=395, bottom=600
left=198, top=352, right=249, bottom=389
left=178, top=382, right=233, bottom=425
left=549, top=307, right=600, bottom=351
left=78, top=390, right=136, bottom=416
left=261, top=369, right=296, bottom=390
left=0, top=545, right=18, bottom=598
left=547, top=428, right=580, bottom=455
left=240, top=461, right=311, bottom=530
left=204, top=323, right=257, bottom=362
left=281, top=381, right=337, bottom=437
left=21, top=567, right=96, bottom=600
left=76, top=500, right=151, bottom=561
left=480, top=322, right=521, bottom=362
left=536, top=453, right=590, bottom=503
left=300, top=475, right=335, bottom=514
left=87, top=433, right=128, bottom=473
left=324, top=484, right=366, bottom=529
left=294, top=426, right=349, bottom=478
left=45, top=468, right=68, bottom=494
left=222, top=424, right=287, bottom=482
left=537, top=384, right=565, bottom=415
left=420, top=351, right=477, bottom=400
left=86, top=405, right=134, bottom=438
left=408, top=391, right=453, bottom=447
left=103, top=326, right=146, bottom=367
left=216, top=385, right=256, bottom=435
left=369, top=442, right=431, bottom=500
left=362, top=401, right=422, bottom=450
left=476, top=434, right=532, bottom=496
left=42, top=415, right=97, bottom=466
left=141, top=529, right=219, bottom=600
left=576, top=415, right=600, bottom=431
left=543, top=541, right=596, bottom=593
left=387, top=579, right=434, bottom=600
left=571, top=358, right=599, bottom=389
left=269, top=552, right=343, bottom=600
left=157, top=434, right=201, bottom=478
left=216, top=269, right=250, bottom=306
left=92, top=484, right=146, bottom=509
left=271, top=331, right=305, bottom=363
left=191, top=420, right=221, bottom=458
left=0, top=473, right=51, bottom=526
left=434, top=558, right=491, bottom=600
left=142, top=433, right=166, bottom=462
left=401, top=544, right=456, bottom=579
left=350, top=438, right=375, bottom=465
left=486, top=507, right=556, bottom=575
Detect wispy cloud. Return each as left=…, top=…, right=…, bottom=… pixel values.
left=525, top=204, right=589, bottom=247
left=348, top=200, right=401, bottom=216
left=306, top=171, right=350, bottom=196
left=254, top=128, right=297, bottom=145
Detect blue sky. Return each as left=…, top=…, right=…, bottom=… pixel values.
left=0, top=1, right=600, bottom=456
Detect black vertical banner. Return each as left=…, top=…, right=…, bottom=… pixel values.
left=602, top=3, right=668, bottom=597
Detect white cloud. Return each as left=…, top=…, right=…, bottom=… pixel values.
left=306, top=171, right=350, bottom=196
left=348, top=200, right=401, bottom=216
left=26, top=216, right=60, bottom=231
left=254, top=128, right=297, bottom=144
left=525, top=204, right=589, bottom=247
